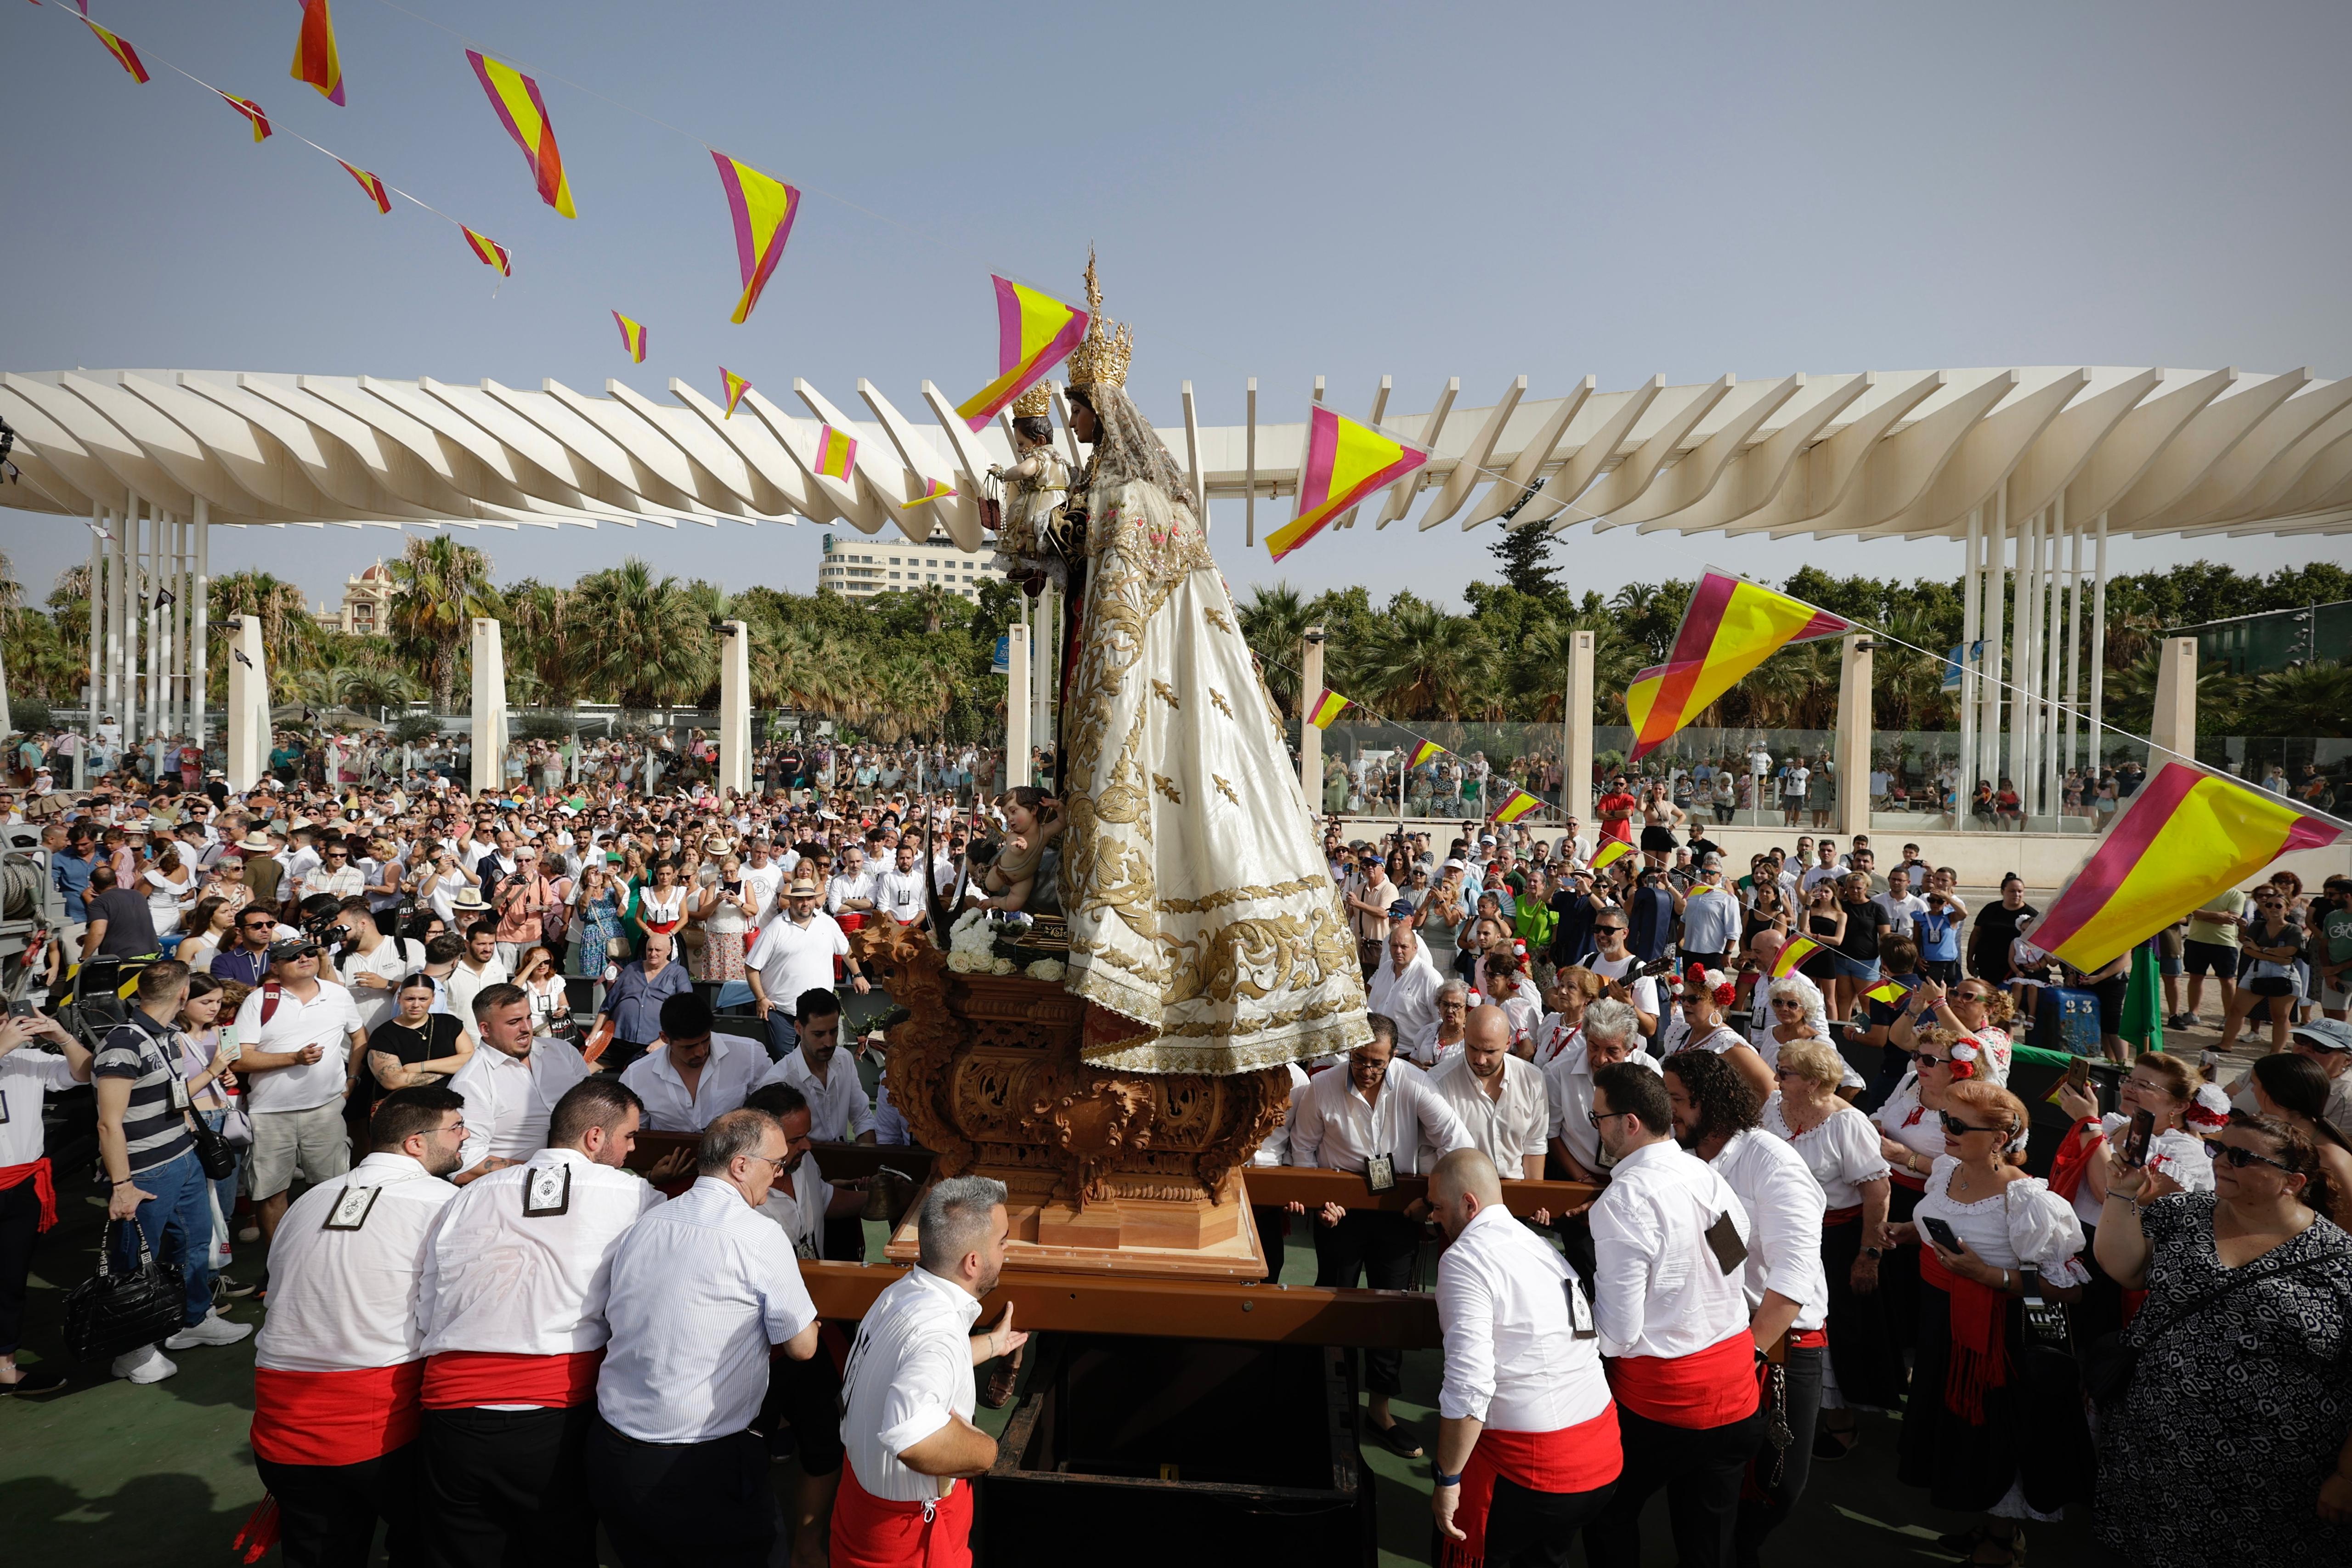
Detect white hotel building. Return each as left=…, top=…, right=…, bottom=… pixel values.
left=818, top=531, right=1005, bottom=601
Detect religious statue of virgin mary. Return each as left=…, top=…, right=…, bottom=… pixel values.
left=1050, top=254, right=1369, bottom=1075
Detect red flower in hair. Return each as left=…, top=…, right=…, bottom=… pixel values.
left=1684, top=962, right=1708, bottom=990
left=1947, top=1038, right=1981, bottom=1081
left=1713, top=979, right=1736, bottom=1008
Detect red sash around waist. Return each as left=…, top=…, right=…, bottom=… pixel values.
left=1606, top=1330, right=1760, bottom=1429
left=1888, top=1167, right=1928, bottom=1193
left=1821, top=1204, right=1863, bottom=1226
left=251, top=1360, right=426, bottom=1466
left=420, top=1348, right=604, bottom=1410
left=1438, top=1408, right=1624, bottom=1568
left=0, top=1157, right=58, bottom=1231
left=1787, top=1327, right=1828, bottom=1350
left=830, top=1461, right=972, bottom=1568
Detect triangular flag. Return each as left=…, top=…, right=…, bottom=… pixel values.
left=1770, top=935, right=1821, bottom=979
left=611, top=311, right=647, bottom=364
left=1267, top=405, right=1429, bottom=562
left=336, top=158, right=391, bottom=215
left=1493, top=789, right=1541, bottom=825
left=462, top=226, right=511, bottom=277
left=710, top=151, right=800, bottom=324
left=1408, top=739, right=1443, bottom=768
left=1589, top=839, right=1632, bottom=873
left=720, top=368, right=752, bottom=419
left=1625, top=570, right=1852, bottom=763
left=1306, top=689, right=1350, bottom=729
left=466, top=51, right=575, bottom=218
left=211, top=87, right=272, bottom=142
left=82, top=18, right=148, bottom=81
left=2026, top=760, right=2344, bottom=972
left=813, top=425, right=857, bottom=480
left=901, top=478, right=956, bottom=508
left=1863, top=978, right=1914, bottom=1005
left=290, top=0, right=345, bottom=106
left=954, top=276, right=1090, bottom=431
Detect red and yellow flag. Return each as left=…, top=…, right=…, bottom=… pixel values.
left=720, top=368, right=752, bottom=419
left=1493, top=789, right=1541, bottom=826
left=1306, top=689, right=1349, bottom=729
left=954, top=276, right=1090, bottom=431
left=901, top=478, right=956, bottom=509
left=1770, top=935, right=1821, bottom=979
left=1589, top=839, right=1632, bottom=874
left=1863, top=978, right=1914, bottom=1005
left=2027, top=760, right=2344, bottom=972
left=82, top=17, right=148, bottom=81
left=466, top=51, right=575, bottom=218
left=1267, top=405, right=1429, bottom=563
left=211, top=87, right=272, bottom=142
left=462, top=226, right=511, bottom=277
left=1625, top=571, right=1853, bottom=763
left=1408, top=739, right=1443, bottom=768
left=814, top=426, right=857, bottom=481
left=611, top=311, right=647, bottom=364
left=290, top=0, right=345, bottom=106
left=337, top=158, right=390, bottom=215
left=711, top=151, right=799, bottom=324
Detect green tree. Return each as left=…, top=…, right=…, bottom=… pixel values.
left=1487, top=523, right=1561, bottom=597
left=387, top=536, right=499, bottom=712
left=564, top=558, right=714, bottom=709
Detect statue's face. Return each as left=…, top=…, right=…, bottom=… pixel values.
left=1070, top=401, right=1100, bottom=443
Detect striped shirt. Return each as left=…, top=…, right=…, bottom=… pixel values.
left=92, top=1013, right=194, bottom=1174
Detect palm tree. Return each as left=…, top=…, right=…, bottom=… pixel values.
left=1237, top=583, right=1316, bottom=718
left=564, top=558, right=713, bottom=709
left=2249, top=660, right=2352, bottom=738
left=501, top=578, right=578, bottom=708
left=387, top=535, right=499, bottom=712
left=209, top=569, right=321, bottom=695
left=1350, top=602, right=1496, bottom=720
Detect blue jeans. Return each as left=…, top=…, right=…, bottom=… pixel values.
left=113, top=1148, right=213, bottom=1330
left=761, top=1010, right=798, bottom=1064
left=198, top=1109, right=241, bottom=1241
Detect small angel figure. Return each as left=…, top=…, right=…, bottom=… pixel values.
left=973, top=787, right=1063, bottom=914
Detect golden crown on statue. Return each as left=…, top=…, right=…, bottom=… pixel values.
left=1011, top=381, right=1054, bottom=418
left=1063, top=247, right=1132, bottom=390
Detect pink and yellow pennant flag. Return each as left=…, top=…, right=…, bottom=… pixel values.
left=337, top=158, right=391, bottom=215
left=290, top=0, right=345, bottom=106
left=461, top=226, right=511, bottom=277
left=1408, top=739, right=1444, bottom=769
left=1770, top=935, right=1822, bottom=979
left=1493, top=789, right=1542, bottom=826
left=211, top=87, right=272, bottom=142
left=611, top=311, right=647, bottom=364
left=720, top=368, right=752, bottom=419
left=1863, top=977, right=1915, bottom=1006
left=1589, top=839, right=1632, bottom=874
left=1625, top=570, right=1853, bottom=763
left=1267, top=405, right=1430, bottom=563
left=901, top=478, right=957, bottom=508
left=954, top=276, right=1090, bottom=431
left=710, top=151, right=800, bottom=325
left=82, top=17, right=148, bottom=81
left=2026, top=760, right=2344, bottom=972
left=466, top=51, right=575, bottom=218
left=1306, top=689, right=1350, bottom=730
left=814, top=425, right=857, bottom=481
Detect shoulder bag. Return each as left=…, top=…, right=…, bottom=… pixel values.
left=63, top=1218, right=188, bottom=1361
left=2085, top=1247, right=2335, bottom=1404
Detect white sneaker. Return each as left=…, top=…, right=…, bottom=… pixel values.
left=165, top=1310, right=253, bottom=1350
left=110, top=1345, right=179, bottom=1384
left=236, top=1224, right=260, bottom=1242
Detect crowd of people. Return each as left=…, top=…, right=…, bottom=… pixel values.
left=0, top=742, right=2346, bottom=1567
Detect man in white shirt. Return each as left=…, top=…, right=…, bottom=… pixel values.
left=875, top=842, right=930, bottom=930
left=746, top=874, right=869, bottom=1057
left=446, top=921, right=511, bottom=1028
left=1366, top=924, right=1445, bottom=1062
left=417, top=1078, right=662, bottom=1568
left=1425, top=1006, right=1548, bottom=1180
left=825, top=845, right=878, bottom=918
left=757, top=990, right=876, bottom=1257
left=619, top=992, right=766, bottom=1133
left=234, top=940, right=369, bottom=1245
left=1581, top=915, right=1662, bottom=1041
left=249, top=1087, right=465, bottom=1568
left=589, top=1109, right=820, bottom=1568
left=1872, top=866, right=1928, bottom=936
left=832, top=1175, right=1026, bottom=1568
left=1286, top=1016, right=1472, bottom=1459
left=299, top=839, right=366, bottom=904
left=446, top=985, right=590, bottom=1183
left=1663, top=1048, right=1830, bottom=1565
left=1583, top=1062, right=1763, bottom=1568
left=1427, top=1149, right=1622, bottom=1564
left=332, top=899, right=421, bottom=1037
left=739, top=839, right=785, bottom=928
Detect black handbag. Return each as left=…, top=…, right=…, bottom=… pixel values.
left=63, top=1219, right=187, bottom=1361
left=188, top=1112, right=239, bottom=1182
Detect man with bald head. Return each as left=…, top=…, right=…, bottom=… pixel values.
left=1424, top=1005, right=1549, bottom=1180
left=1428, top=1148, right=1622, bottom=1566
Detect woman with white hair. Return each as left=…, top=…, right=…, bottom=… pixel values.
left=1753, top=972, right=1866, bottom=1098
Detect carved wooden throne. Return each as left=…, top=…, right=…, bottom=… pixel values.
left=852, top=922, right=1290, bottom=1280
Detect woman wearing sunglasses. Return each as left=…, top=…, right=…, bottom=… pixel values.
left=1654, top=967, right=1775, bottom=1104
left=1886, top=1080, right=2087, bottom=1566
left=1870, top=1029, right=1970, bottom=1370
left=2245, top=1053, right=2352, bottom=1229
left=2054, top=1050, right=2214, bottom=1343
left=2092, top=1112, right=2352, bottom=1562
left=1754, top=973, right=1865, bottom=1098
left=1891, top=979, right=2018, bottom=1086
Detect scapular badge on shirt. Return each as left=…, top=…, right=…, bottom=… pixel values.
left=523, top=1163, right=572, bottom=1217
left=1703, top=1211, right=1748, bottom=1276
left=1562, top=1275, right=1597, bottom=1339
left=1364, top=1153, right=1396, bottom=1193
left=323, top=1183, right=384, bottom=1231
left=0, top=1088, right=10, bottom=1125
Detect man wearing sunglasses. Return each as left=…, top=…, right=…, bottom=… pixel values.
left=1574, top=917, right=1661, bottom=1042
left=209, top=906, right=288, bottom=986
left=234, top=939, right=371, bottom=1246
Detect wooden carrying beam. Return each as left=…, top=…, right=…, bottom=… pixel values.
left=800, top=1261, right=1441, bottom=1349
left=623, top=1136, right=937, bottom=1184
left=1244, top=1165, right=1598, bottom=1218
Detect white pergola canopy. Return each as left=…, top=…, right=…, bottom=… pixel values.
left=4, top=364, right=2348, bottom=546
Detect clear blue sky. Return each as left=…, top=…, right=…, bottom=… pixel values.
left=5, top=0, right=2349, bottom=610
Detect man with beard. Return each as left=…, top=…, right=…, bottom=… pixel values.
left=1425, top=1005, right=1549, bottom=1181
left=247, top=1087, right=467, bottom=1568
left=416, top=1080, right=664, bottom=1568
left=832, top=1175, right=1028, bottom=1568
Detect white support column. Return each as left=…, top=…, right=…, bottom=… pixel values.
left=226, top=614, right=268, bottom=792
left=164, top=513, right=182, bottom=742
left=470, top=618, right=509, bottom=797
left=1565, top=630, right=1596, bottom=825
left=1956, top=505, right=1980, bottom=824
left=1298, top=627, right=1326, bottom=805
left=2007, top=502, right=2033, bottom=811
left=1834, top=633, right=1873, bottom=836
left=1979, top=487, right=2007, bottom=796
left=2063, top=517, right=2083, bottom=777
left=2150, top=637, right=2197, bottom=765
left=1005, top=623, right=1031, bottom=789
left=2089, top=513, right=2109, bottom=774
left=82, top=509, right=102, bottom=787
left=107, top=498, right=128, bottom=726
left=2042, top=500, right=2065, bottom=818
left=1031, top=587, right=1052, bottom=757
left=717, top=620, right=751, bottom=798
left=192, top=500, right=209, bottom=747
left=144, top=506, right=163, bottom=744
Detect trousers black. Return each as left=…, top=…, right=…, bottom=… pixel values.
left=0, top=1178, right=42, bottom=1356
left=1734, top=1344, right=1823, bottom=1567
left=1583, top=1404, right=1767, bottom=1568
left=584, top=1418, right=782, bottom=1568
left=1483, top=1475, right=1617, bottom=1567
left=254, top=1443, right=420, bottom=1568
left=1311, top=1208, right=1419, bottom=1395
left=419, top=1404, right=598, bottom=1568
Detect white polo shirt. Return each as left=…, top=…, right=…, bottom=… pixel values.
left=746, top=911, right=848, bottom=1013
left=234, top=978, right=366, bottom=1115
left=419, top=1148, right=665, bottom=1359
left=1286, top=1062, right=1471, bottom=1177
left=839, top=1264, right=980, bottom=1502
left=339, top=935, right=423, bottom=1036
left=254, top=1153, right=460, bottom=1372
left=447, top=1040, right=592, bottom=1171
left=596, top=1177, right=819, bottom=1444
left=758, top=1047, right=876, bottom=1142
left=619, top=1032, right=768, bottom=1133
left=1423, top=1050, right=1550, bottom=1177
left=1436, top=1204, right=1613, bottom=1432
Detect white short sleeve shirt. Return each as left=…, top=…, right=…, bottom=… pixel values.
left=757, top=1047, right=876, bottom=1143
left=234, top=979, right=365, bottom=1115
